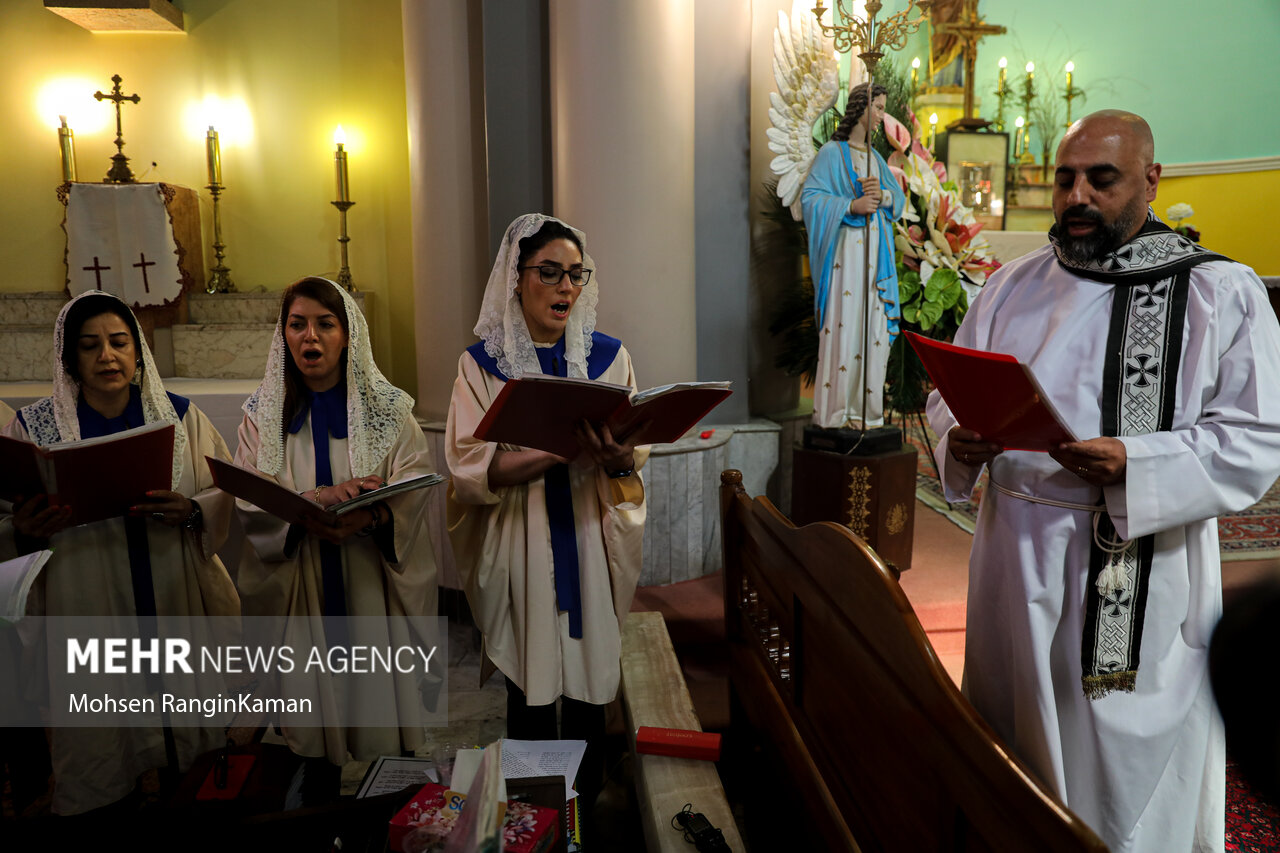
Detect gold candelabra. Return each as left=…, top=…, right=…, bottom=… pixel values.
left=1019, top=62, right=1036, bottom=164
left=1063, top=61, right=1080, bottom=128
left=813, top=0, right=932, bottom=75
left=993, top=59, right=1009, bottom=132
left=332, top=200, right=355, bottom=291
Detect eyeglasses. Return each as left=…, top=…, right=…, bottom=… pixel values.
left=518, top=264, right=593, bottom=287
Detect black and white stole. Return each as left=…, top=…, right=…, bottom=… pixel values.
left=1049, top=212, right=1228, bottom=699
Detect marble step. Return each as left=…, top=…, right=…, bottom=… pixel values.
left=188, top=290, right=368, bottom=325
left=0, top=326, right=56, bottom=382
left=171, top=323, right=275, bottom=379
left=0, top=292, right=67, bottom=327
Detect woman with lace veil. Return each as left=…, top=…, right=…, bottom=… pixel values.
left=0, top=290, right=239, bottom=816
left=446, top=214, right=648, bottom=810
left=233, top=277, right=439, bottom=801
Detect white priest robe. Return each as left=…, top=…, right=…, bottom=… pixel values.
left=233, top=409, right=439, bottom=764
left=445, top=346, right=647, bottom=707
left=0, top=402, right=240, bottom=815
left=927, top=246, right=1280, bottom=853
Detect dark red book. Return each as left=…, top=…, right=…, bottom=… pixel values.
left=206, top=457, right=444, bottom=525
left=905, top=331, right=1076, bottom=452
left=636, top=726, right=721, bottom=762
left=0, top=422, right=174, bottom=526
left=473, top=376, right=732, bottom=459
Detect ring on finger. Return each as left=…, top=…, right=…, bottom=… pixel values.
left=151, top=512, right=165, bottom=521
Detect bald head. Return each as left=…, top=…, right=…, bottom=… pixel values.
left=1058, top=110, right=1154, bottom=167
left=1052, top=110, right=1162, bottom=263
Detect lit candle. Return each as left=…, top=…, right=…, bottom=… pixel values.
left=205, top=126, right=222, bottom=186
left=997, top=56, right=1008, bottom=93
left=928, top=112, right=938, bottom=151
left=58, top=115, right=77, bottom=183
left=1025, top=61, right=1035, bottom=87
left=911, top=56, right=920, bottom=91
left=1014, top=116, right=1025, bottom=158
left=334, top=125, right=350, bottom=203
left=1065, top=60, right=1075, bottom=93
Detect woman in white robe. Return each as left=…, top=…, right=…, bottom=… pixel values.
left=446, top=214, right=647, bottom=807
left=0, top=291, right=239, bottom=816
left=233, top=277, right=438, bottom=797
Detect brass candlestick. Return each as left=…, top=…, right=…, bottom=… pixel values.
left=332, top=200, right=356, bottom=291
left=93, top=74, right=140, bottom=184
left=993, top=60, right=1009, bottom=132
left=206, top=181, right=236, bottom=293
left=1020, top=63, right=1037, bottom=165
left=1063, top=62, right=1080, bottom=128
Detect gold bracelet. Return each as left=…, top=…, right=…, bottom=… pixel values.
left=313, top=485, right=326, bottom=503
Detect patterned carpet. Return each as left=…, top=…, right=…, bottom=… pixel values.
left=1227, top=759, right=1280, bottom=852
left=901, top=417, right=1280, bottom=562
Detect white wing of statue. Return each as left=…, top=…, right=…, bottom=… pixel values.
left=767, top=3, right=840, bottom=221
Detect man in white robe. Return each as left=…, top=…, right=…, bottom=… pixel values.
left=928, top=111, right=1280, bottom=853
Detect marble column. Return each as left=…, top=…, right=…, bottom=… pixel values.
left=401, top=1, right=491, bottom=420
left=547, top=0, right=698, bottom=390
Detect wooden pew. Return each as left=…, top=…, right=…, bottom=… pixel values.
left=720, top=469, right=1107, bottom=853
left=620, top=610, right=745, bottom=852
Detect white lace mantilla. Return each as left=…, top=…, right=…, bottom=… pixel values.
left=20, top=290, right=187, bottom=489
left=474, top=213, right=600, bottom=379
left=242, top=279, right=415, bottom=477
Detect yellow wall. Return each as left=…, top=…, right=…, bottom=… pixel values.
left=1155, top=170, right=1277, bottom=276
left=0, top=0, right=418, bottom=391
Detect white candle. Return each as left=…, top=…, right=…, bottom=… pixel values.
left=206, top=126, right=222, bottom=186
left=333, top=125, right=350, bottom=203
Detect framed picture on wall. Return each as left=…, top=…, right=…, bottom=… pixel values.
left=937, top=131, right=1009, bottom=231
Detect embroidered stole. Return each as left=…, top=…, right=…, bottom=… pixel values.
left=1050, top=214, right=1227, bottom=698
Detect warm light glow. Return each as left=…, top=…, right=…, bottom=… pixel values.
left=999, top=56, right=1007, bottom=69
left=184, top=95, right=254, bottom=146
left=929, top=112, right=938, bottom=125
left=912, top=57, right=921, bottom=69
left=1015, top=116, right=1025, bottom=128
left=36, top=77, right=110, bottom=134
left=1025, top=62, right=1035, bottom=73
left=990, top=199, right=1004, bottom=216
left=333, top=124, right=346, bottom=146
left=1065, top=61, right=1075, bottom=73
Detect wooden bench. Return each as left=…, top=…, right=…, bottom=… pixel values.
left=720, top=469, right=1108, bottom=852
left=619, top=610, right=744, bottom=852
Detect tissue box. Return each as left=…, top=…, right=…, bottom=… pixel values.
left=388, top=783, right=559, bottom=853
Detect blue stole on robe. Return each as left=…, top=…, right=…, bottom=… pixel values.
left=466, top=332, right=622, bottom=640
left=75, top=385, right=190, bottom=704
left=801, top=140, right=905, bottom=333
left=289, top=381, right=350, bottom=648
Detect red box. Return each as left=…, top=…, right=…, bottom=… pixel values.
left=388, top=783, right=559, bottom=853
left=635, top=726, right=721, bottom=762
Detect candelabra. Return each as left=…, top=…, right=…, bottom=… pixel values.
left=205, top=182, right=236, bottom=293
left=332, top=200, right=356, bottom=292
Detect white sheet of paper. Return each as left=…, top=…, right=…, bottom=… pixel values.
left=355, top=755, right=439, bottom=799
left=500, top=738, right=587, bottom=802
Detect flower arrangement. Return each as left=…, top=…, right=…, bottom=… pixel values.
left=880, top=110, right=1001, bottom=412
left=1165, top=202, right=1200, bottom=242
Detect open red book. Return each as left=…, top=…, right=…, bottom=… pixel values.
left=905, top=332, right=1076, bottom=452
left=0, top=422, right=174, bottom=526
left=473, top=376, right=732, bottom=459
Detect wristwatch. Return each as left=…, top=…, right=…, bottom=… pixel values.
left=183, top=501, right=203, bottom=530
left=607, top=466, right=635, bottom=479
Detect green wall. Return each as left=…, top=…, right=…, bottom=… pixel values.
left=906, top=0, right=1280, bottom=164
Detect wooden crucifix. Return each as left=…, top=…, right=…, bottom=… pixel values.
left=936, top=0, right=1006, bottom=130
left=94, top=74, right=140, bottom=183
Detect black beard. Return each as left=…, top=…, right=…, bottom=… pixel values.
left=1055, top=205, right=1142, bottom=264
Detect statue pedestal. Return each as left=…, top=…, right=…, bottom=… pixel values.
left=789, top=444, right=918, bottom=573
